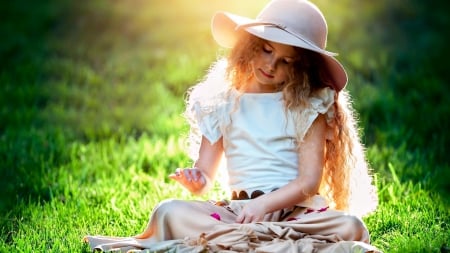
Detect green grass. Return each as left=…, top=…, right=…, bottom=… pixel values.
left=1, top=0, right=449, bottom=252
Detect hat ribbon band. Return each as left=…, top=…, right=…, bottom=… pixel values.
left=236, top=22, right=337, bottom=57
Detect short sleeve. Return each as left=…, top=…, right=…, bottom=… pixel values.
left=309, top=87, right=336, bottom=124
left=191, top=100, right=223, bottom=144
left=309, top=87, right=335, bottom=114
left=294, top=87, right=336, bottom=142
left=188, top=88, right=234, bottom=146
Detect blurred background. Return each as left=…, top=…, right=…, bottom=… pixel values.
left=0, top=0, right=449, bottom=251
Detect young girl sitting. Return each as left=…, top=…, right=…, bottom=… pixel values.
left=85, top=0, right=380, bottom=252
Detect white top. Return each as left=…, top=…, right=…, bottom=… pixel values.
left=192, top=87, right=335, bottom=194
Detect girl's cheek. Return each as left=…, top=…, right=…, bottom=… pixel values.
left=278, top=70, right=288, bottom=81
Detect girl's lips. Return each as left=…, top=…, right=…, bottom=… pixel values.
left=259, top=69, right=274, bottom=78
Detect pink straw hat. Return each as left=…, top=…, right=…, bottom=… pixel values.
left=211, top=0, right=348, bottom=91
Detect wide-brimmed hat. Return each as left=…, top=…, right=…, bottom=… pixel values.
left=211, top=0, right=348, bottom=91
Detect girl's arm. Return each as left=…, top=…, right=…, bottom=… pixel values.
left=236, top=114, right=327, bottom=223
left=169, top=136, right=224, bottom=195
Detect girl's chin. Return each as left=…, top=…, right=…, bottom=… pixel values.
left=254, top=77, right=276, bottom=87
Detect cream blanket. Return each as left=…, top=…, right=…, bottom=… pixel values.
left=85, top=221, right=381, bottom=252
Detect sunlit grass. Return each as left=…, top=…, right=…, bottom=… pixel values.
left=0, top=0, right=449, bottom=252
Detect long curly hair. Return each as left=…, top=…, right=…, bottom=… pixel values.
left=224, top=33, right=378, bottom=216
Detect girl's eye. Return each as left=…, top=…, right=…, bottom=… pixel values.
left=282, top=59, right=292, bottom=65
left=262, top=46, right=272, bottom=53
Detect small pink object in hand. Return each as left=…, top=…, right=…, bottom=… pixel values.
left=317, top=206, right=329, bottom=213
left=210, top=212, right=221, bottom=221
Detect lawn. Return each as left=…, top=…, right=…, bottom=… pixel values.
left=0, top=0, right=449, bottom=252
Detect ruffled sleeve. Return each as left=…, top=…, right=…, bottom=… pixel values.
left=191, top=100, right=223, bottom=145
left=294, top=87, right=336, bottom=142
left=309, top=87, right=336, bottom=124
left=188, top=87, right=235, bottom=147
left=185, top=91, right=230, bottom=161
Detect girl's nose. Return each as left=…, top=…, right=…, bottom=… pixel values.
left=267, top=58, right=276, bottom=71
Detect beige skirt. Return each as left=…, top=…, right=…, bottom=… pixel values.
left=84, top=197, right=380, bottom=253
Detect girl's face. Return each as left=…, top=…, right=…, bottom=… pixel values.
left=248, top=40, right=297, bottom=93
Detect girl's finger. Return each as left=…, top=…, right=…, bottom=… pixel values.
left=193, top=169, right=202, bottom=181
left=183, top=169, right=193, bottom=181
left=191, top=169, right=197, bottom=181
left=168, top=168, right=182, bottom=179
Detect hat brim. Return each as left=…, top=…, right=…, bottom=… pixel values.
left=211, top=11, right=348, bottom=91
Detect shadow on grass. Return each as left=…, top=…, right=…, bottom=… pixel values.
left=358, top=0, right=450, bottom=196
left=0, top=2, right=189, bottom=240
left=0, top=0, right=75, bottom=213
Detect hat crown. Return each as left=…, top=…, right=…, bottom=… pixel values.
left=256, top=0, right=328, bottom=49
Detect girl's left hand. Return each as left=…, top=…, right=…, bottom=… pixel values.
left=236, top=198, right=268, bottom=223
left=169, top=168, right=206, bottom=194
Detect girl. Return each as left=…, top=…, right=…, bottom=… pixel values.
left=85, top=0, right=379, bottom=252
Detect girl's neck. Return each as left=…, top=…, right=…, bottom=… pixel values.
left=243, top=78, right=280, bottom=94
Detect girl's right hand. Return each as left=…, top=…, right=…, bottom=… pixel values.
left=169, top=168, right=207, bottom=194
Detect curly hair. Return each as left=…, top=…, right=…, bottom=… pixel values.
left=225, top=33, right=378, bottom=216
